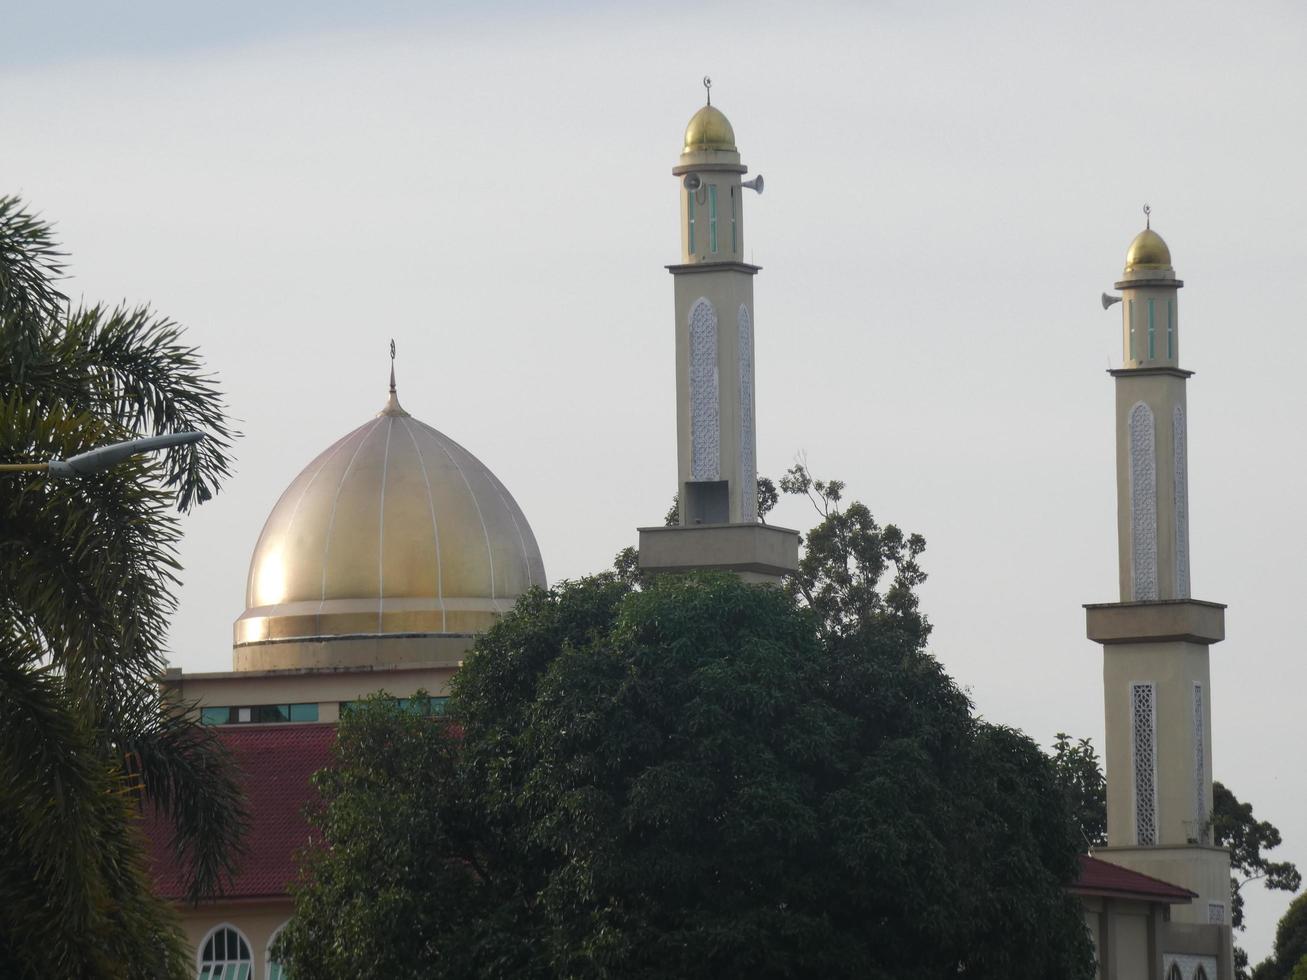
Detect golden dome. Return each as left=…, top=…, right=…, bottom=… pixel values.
left=234, top=391, right=545, bottom=648
left=1125, top=228, right=1173, bottom=272
left=683, top=105, right=736, bottom=153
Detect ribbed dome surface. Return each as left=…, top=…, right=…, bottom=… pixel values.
left=235, top=396, right=545, bottom=646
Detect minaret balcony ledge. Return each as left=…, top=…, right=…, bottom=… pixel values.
left=638, top=522, right=799, bottom=586
left=1085, top=599, right=1225, bottom=646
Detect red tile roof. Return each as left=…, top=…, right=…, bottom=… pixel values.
left=1072, top=854, right=1197, bottom=903
left=144, top=724, right=336, bottom=901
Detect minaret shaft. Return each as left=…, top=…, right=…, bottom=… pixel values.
left=1111, top=370, right=1190, bottom=603
left=638, top=97, right=797, bottom=585
left=1087, top=224, right=1232, bottom=947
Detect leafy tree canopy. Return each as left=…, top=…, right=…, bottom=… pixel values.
left=1049, top=733, right=1107, bottom=851
left=280, top=564, right=1094, bottom=979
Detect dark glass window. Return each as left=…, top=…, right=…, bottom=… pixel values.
left=200, top=706, right=232, bottom=726
left=289, top=702, right=319, bottom=722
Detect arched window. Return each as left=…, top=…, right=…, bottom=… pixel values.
left=267, top=922, right=290, bottom=980
left=197, top=924, right=252, bottom=979
left=1166, top=965, right=1183, bottom=980
left=1195, top=966, right=1210, bottom=980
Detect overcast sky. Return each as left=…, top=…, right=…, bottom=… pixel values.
left=5, top=0, right=1305, bottom=962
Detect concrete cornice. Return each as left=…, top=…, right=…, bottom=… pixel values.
left=666, top=261, right=761, bottom=276
left=1085, top=599, right=1226, bottom=645
left=671, top=162, right=748, bottom=176
left=1114, top=277, right=1184, bottom=290
left=1108, top=367, right=1195, bottom=379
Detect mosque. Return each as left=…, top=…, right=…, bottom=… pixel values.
left=147, top=94, right=1235, bottom=980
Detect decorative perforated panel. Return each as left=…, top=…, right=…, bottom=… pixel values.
left=1132, top=682, right=1158, bottom=846
left=689, top=299, right=720, bottom=481
left=1130, top=402, right=1158, bottom=600
left=1174, top=404, right=1190, bottom=598
left=738, top=304, right=757, bottom=521
left=1207, top=902, right=1225, bottom=925
left=1194, top=682, right=1206, bottom=838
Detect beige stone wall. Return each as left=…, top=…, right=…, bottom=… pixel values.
left=1101, top=637, right=1214, bottom=852
left=1113, top=908, right=1151, bottom=980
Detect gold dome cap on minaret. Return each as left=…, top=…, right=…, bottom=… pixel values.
left=1125, top=228, right=1173, bottom=272
left=234, top=368, right=546, bottom=650
left=683, top=104, right=736, bottom=153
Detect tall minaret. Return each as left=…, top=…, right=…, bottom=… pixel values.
left=1087, top=217, right=1233, bottom=961
left=639, top=83, right=798, bottom=584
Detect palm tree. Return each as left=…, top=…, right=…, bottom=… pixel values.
left=0, top=196, right=246, bottom=977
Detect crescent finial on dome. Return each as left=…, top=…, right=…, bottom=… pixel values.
left=380, top=339, right=409, bottom=417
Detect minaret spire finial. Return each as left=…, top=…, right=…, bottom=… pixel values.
left=1143, top=203, right=1151, bottom=229
left=389, top=338, right=397, bottom=394
left=703, top=75, right=712, bottom=106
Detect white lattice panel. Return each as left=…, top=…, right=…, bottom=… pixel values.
left=1130, top=402, right=1158, bottom=600
left=1132, top=682, right=1157, bottom=846
left=1174, top=404, right=1190, bottom=598
left=689, top=299, right=719, bottom=481
left=738, top=304, right=756, bottom=521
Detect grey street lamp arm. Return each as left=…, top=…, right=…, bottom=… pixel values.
left=42, top=431, right=206, bottom=478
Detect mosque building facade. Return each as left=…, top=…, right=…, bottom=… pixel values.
left=148, top=97, right=1235, bottom=980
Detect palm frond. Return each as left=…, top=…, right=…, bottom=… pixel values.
left=116, top=699, right=250, bottom=904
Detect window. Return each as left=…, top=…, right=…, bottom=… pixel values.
left=267, top=923, right=289, bottom=980
left=1195, top=966, right=1210, bottom=980
left=1167, top=299, right=1174, bottom=359
left=1167, top=966, right=1183, bottom=980
left=197, top=925, right=251, bottom=980
left=709, top=184, right=719, bottom=253
left=726, top=185, right=737, bottom=253
left=200, top=703, right=319, bottom=725
left=730, top=187, right=737, bottom=252
left=1128, top=300, right=1136, bottom=360
left=1147, top=298, right=1156, bottom=359
left=687, top=193, right=696, bottom=254
left=340, top=696, right=448, bottom=718
left=289, top=702, right=318, bottom=722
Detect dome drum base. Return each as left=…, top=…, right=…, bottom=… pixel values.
left=232, top=633, right=477, bottom=672
left=235, top=596, right=513, bottom=646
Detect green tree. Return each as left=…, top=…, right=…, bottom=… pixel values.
left=778, top=462, right=928, bottom=645
left=1049, top=733, right=1107, bottom=850
left=281, top=570, right=1094, bottom=979
left=0, top=196, right=245, bottom=977
left=1216, top=782, right=1302, bottom=934
left=1251, top=893, right=1307, bottom=980
left=275, top=693, right=466, bottom=978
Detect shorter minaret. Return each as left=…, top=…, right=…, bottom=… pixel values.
left=638, top=83, right=798, bottom=585
left=1086, top=216, right=1233, bottom=969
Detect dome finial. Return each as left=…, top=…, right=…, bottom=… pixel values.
left=703, top=75, right=712, bottom=106
left=1143, top=202, right=1151, bottom=230
left=380, top=338, right=409, bottom=417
